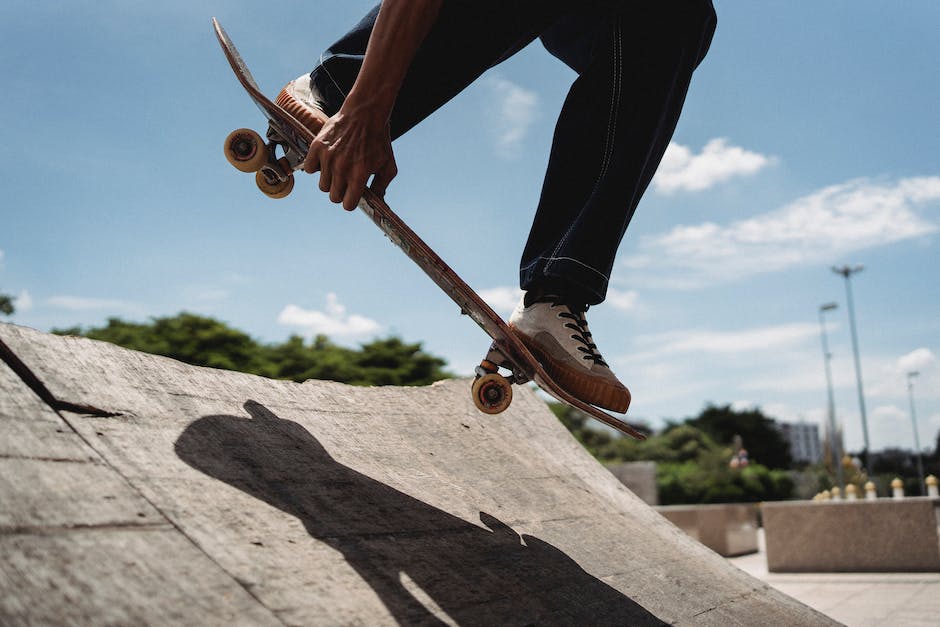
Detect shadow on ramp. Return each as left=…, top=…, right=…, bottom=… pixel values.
left=175, top=400, right=665, bottom=625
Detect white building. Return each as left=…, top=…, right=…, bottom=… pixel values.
left=778, top=420, right=822, bottom=464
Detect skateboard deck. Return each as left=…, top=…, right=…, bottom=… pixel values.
left=212, top=18, right=645, bottom=440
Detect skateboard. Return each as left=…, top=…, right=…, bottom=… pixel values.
left=212, top=18, right=645, bottom=441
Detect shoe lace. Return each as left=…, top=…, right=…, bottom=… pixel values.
left=551, top=302, right=609, bottom=367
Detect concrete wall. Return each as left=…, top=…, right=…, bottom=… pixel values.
left=606, top=461, right=658, bottom=505
left=763, top=498, right=940, bottom=572
left=656, top=504, right=760, bottom=557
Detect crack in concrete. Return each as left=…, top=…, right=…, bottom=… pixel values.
left=1, top=522, right=174, bottom=536
left=0, top=337, right=119, bottom=417
left=0, top=332, right=287, bottom=625
left=0, top=454, right=99, bottom=463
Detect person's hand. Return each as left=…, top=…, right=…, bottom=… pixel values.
left=298, top=0, right=443, bottom=210
left=303, top=110, right=398, bottom=211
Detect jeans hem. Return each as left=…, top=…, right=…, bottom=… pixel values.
left=520, top=256, right=609, bottom=306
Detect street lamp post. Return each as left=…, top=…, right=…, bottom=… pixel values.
left=832, top=264, right=871, bottom=471
left=907, top=371, right=926, bottom=496
left=818, top=303, right=844, bottom=492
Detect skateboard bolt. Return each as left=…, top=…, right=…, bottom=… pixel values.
left=234, top=139, right=255, bottom=158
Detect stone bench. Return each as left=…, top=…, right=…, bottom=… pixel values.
left=655, top=503, right=760, bottom=557
left=762, top=497, right=940, bottom=572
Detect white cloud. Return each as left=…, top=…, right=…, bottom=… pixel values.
left=653, top=138, right=774, bottom=194
left=183, top=285, right=230, bottom=302
left=633, top=322, right=819, bottom=357
left=606, top=289, right=639, bottom=313
left=613, top=323, right=827, bottom=413
left=15, top=290, right=32, bottom=312
left=277, top=293, right=380, bottom=338
left=47, top=295, right=140, bottom=312
left=897, top=348, right=936, bottom=374
left=478, top=286, right=523, bottom=315
left=624, top=176, right=940, bottom=288
left=868, top=404, right=924, bottom=450
left=871, top=404, right=907, bottom=423
left=486, top=76, right=538, bottom=158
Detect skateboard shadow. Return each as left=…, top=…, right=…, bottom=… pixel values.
left=174, top=400, right=664, bottom=626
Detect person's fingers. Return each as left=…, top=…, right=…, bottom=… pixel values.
left=370, top=157, right=398, bottom=198
left=303, top=147, right=321, bottom=174
left=318, top=166, right=332, bottom=193
left=342, top=185, right=361, bottom=212
left=329, top=176, right=346, bottom=205
left=342, top=169, right=370, bottom=211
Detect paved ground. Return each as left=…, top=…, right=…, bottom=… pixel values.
left=728, top=531, right=940, bottom=627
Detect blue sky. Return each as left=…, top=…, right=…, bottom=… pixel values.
left=2, top=1, right=938, bottom=455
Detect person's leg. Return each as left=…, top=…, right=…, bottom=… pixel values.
left=519, top=0, right=717, bottom=306
left=308, top=2, right=569, bottom=140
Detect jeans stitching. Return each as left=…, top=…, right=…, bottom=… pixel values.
left=521, top=255, right=610, bottom=281
left=545, top=20, right=622, bottom=278
left=594, top=22, right=621, bottom=195
left=318, top=53, right=349, bottom=99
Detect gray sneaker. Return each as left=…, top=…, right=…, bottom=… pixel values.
left=275, top=74, right=329, bottom=134
left=508, top=293, right=631, bottom=413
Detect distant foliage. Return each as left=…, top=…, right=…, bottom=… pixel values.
left=867, top=446, right=940, bottom=496
left=656, top=455, right=794, bottom=505
left=686, top=403, right=793, bottom=470
left=53, top=312, right=450, bottom=387
left=0, top=292, right=14, bottom=316
left=550, top=403, right=795, bottom=504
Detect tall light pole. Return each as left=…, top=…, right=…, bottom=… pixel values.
left=832, top=264, right=871, bottom=471
left=818, top=303, right=844, bottom=491
left=907, top=371, right=926, bottom=496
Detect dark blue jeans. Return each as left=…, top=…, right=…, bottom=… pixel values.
left=309, top=0, right=717, bottom=305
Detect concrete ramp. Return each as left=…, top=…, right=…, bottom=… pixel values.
left=0, top=323, right=833, bottom=625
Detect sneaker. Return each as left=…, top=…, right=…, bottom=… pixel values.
left=275, top=74, right=330, bottom=134
left=508, top=292, right=631, bottom=413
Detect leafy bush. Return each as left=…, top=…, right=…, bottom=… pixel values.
left=551, top=404, right=795, bottom=504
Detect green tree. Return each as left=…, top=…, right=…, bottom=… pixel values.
left=53, top=312, right=449, bottom=387
left=686, top=404, right=792, bottom=469
left=657, top=456, right=794, bottom=505
left=0, top=292, right=14, bottom=316
left=546, top=405, right=794, bottom=504
left=355, top=337, right=448, bottom=386
left=56, top=313, right=269, bottom=375
left=265, top=334, right=362, bottom=383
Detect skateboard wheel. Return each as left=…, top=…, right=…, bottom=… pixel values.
left=256, top=170, right=294, bottom=199
left=224, top=128, right=267, bottom=172
left=472, top=373, right=513, bottom=415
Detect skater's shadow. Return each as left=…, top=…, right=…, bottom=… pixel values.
left=174, top=400, right=664, bottom=625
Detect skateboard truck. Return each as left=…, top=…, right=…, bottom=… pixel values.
left=223, top=120, right=307, bottom=199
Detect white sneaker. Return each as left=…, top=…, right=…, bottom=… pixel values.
left=275, top=74, right=329, bottom=134
left=509, top=293, right=631, bottom=413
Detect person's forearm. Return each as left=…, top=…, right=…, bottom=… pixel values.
left=341, top=0, right=443, bottom=127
